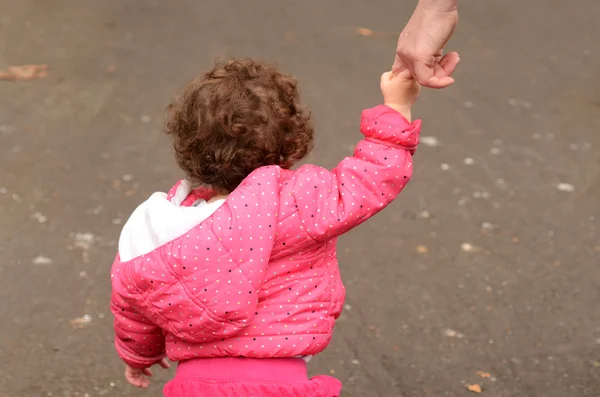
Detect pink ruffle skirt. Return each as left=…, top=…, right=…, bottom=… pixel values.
left=164, top=357, right=342, bottom=397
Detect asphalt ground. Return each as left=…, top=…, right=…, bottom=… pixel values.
left=1, top=1, right=599, bottom=396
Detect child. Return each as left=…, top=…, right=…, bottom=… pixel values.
left=110, top=58, right=421, bottom=397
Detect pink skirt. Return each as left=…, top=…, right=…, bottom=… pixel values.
left=163, top=357, right=342, bottom=397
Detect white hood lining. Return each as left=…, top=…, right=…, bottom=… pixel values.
left=118, top=181, right=226, bottom=262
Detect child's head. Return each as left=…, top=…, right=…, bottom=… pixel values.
left=165, top=58, right=314, bottom=194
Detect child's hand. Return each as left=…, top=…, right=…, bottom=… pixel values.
left=380, top=68, right=421, bottom=122
left=125, top=358, right=171, bottom=388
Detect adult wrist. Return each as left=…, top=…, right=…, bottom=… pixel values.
left=418, top=0, right=457, bottom=13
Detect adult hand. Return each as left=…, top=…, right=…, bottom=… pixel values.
left=393, top=2, right=460, bottom=89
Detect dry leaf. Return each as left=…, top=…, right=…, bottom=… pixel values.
left=356, top=27, right=375, bottom=36
left=476, top=371, right=491, bottom=378
left=355, top=28, right=392, bottom=38
left=32, top=256, right=52, bottom=265
left=466, top=384, right=482, bottom=393
left=461, top=243, right=481, bottom=252
left=416, top=245, right=428, bottom=254
left=70, top=314, right=92, bottom=329
left=443, top=328, right=464, bottom=338
left=0, top=64, right=48, bottom=81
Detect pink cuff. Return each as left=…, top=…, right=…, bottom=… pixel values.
left=115, top=338, right=166, bottom=369
left=360, top=105, right=421, bottom=149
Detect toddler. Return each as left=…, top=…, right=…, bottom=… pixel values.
left=110, top=58, right=421, bottom=397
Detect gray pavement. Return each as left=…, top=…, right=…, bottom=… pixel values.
left=1, top=1, right=599, bottom=396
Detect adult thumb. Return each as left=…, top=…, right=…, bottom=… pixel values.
left=392, top=54, right=410, bottom=74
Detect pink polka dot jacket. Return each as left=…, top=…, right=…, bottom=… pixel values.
left=110, top=105, right=421, bottom=368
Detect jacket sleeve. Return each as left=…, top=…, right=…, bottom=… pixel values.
left=110, top=259, right=166, bottom=369
left=293, top=105, right=421, bottom=241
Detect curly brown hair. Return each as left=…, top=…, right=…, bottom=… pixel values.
left=165, top=58, right=314, bottom=193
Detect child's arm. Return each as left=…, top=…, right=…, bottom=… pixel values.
left=111, top=284, right=172, bottom=388
left=292, top=70, right=421, bottom=241
left=110, top=258, right=167, bottom=371
left=110, top=292, right=166, bottom=369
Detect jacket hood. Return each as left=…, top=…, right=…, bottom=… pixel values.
left=118, top=180, right=226, bottom=262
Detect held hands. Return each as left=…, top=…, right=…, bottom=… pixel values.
left=125, top=358, right=171, bottom=388
left=380, top=68, right=421, bottom=122
left=393, top=3, right=459, bottom=88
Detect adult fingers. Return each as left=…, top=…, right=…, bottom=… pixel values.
left=411, top=60, right=436, bottom=87
left=391, top=54, right=410, bottom=75
left=438, top=52, right=460, bottom=77
left=420, top=75, right=455, bottom=89
left=413, top=57, right=458, bottom=89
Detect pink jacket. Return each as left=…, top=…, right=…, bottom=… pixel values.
left=110, top=105, right=421, bottom=368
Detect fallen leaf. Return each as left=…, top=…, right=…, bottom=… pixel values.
left=32, top=256, right=52, bottom=265
left=444, top=329, right=457, bottom=337
left=420, top=136, right=440, bottom=147
left=355, top=27, right=393, bottom=38
left=356, top=27, right=375, bottom=36
left=72, top=232, right=97, bottom=252
left=416, top=245, right=428, bottom=254
left=556, top=182, right=575, bottom=192
left=32, top=212, right=47, bottom=223
left=461, top=243, right=481, bottom=252
left=480, top=222, right=497, bottom=231
left=466, top=384, right=482, bottom=393
left=70, top=314, right=92, bottom=328
left=0, top=64, right=48, bottom=81
left=443, top=328, right=464, bottom=338
left=418, top=210, right=431, bottom=219
left=476, top=371, right=491, bottom=378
